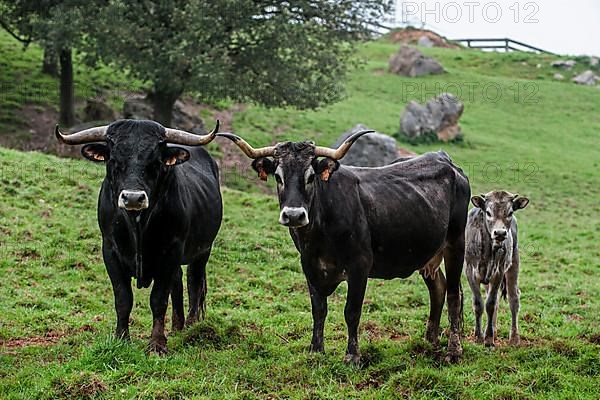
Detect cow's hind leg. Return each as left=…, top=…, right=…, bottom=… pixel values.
left=186, top=252, right=210, bottom=327
left=420, top=253, right=446, bottom=346
left=443, top=238, right=465, bottom=363
left=307, top=282, right=328, bottom=353
left=170, top=266, right=185, bottom=332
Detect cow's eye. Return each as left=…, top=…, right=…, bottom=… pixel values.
left=306, top=172, right=315, bottom=184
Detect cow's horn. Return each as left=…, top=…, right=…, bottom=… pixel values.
left=55, top=124, right=108, bottom=145
left=314, top=130, right=374, bottom=160
left=216, top=133, right=276, bottom=158
left=164, top=120, right=219, bottom=146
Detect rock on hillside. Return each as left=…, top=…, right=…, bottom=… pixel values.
left=333, top=124, right=415, bottom=167
left=389, top=46, right=445, bottom=77
left=400, top=93, right=464, bottom=142
left=572, top=70, right=600, bottom=86
left=388, top=28, right=459, bottom=49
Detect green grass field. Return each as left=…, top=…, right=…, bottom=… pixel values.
left=0, top=31, right=599, bottom=399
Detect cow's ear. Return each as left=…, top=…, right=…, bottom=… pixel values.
left=251, top=157, right=275, bottom=181
left=81, top=143, right=109, bottom=162
left=471, top=195, right=486, bottom=209
left=162, top=146, right=190, bottom=166
left=315, top=158, right=340, bottom=182
left=513, top=196, right=529, bottom=211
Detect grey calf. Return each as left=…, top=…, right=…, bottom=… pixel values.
left=465, top=191, right=529, bottom=347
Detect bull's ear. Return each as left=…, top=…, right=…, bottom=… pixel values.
left=81, top=143, right=109, bottom=162
left=315, top=158, right=340, bottom=182
left=471, top=195, right=486, bottom=209
left=513, top=196, right=529, bottom=211
left=162, top=146, right=190, bottom=166
left=251, top=157, right=275, bottom=181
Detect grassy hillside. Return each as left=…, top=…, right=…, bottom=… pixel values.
left=1, top=32, right=599, bottom=399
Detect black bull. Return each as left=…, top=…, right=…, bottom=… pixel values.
left=56, top=119, right=222, bottom=353
left=219, top=132, right=471, bottom=364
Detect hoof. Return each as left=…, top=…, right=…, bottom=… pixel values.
left=475, top=335, right=484, bottom=344
left=148, top=340, right=168, bottom=355
left=308, top=343, right=324, bottom=353
left=484, top=337, right=495, bottom=348
left=343, top=353, right=361, bottom=366
left=172, top=320, right=185, bottom=332
left=444, top=353, right=461, bottom=364
left=509, top=334, right=521, bottom=346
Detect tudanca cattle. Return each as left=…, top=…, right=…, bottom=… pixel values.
left=55, top=120, right=223, bottom=354
left=465, top=191, right=529, bottom=347
left=219, top=131, right=471, bottom=364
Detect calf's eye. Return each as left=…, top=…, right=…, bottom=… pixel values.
left=485, top=210, right=492, bottom=217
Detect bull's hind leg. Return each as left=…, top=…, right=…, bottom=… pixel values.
left=186, top=252, right=210, bottom=326
left=420, top=253, right=446, bottom=346
left=170, top=266, right=185, bottom=332
left=443, top=238, right=465, bottom=363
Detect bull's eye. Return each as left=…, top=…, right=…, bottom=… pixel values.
left=306, top=173, right=315, bottom=184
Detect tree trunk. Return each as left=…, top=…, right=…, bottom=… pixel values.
left=149, top=88, right=181, bottom=127
left=59, top=48, right=75, bottom=126
left=42, top=48, right=58, bottom=77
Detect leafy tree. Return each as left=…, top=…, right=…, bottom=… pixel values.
left=89, top=0, right=392, bottom=126
left=0, top=0, right=103, bottom=125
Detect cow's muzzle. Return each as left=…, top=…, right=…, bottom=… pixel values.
left=279, top=206, right=309, bottom=227
left=118, top=190, right=149, bottom=211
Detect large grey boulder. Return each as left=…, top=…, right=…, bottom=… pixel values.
left=572, top=70, right=599, bottom=86
left=333, top=124, right=413, bottom=167
left=123, top=96, right=205, bottom=133
left=551, top=60, right=577, bottom=69
left=400, top=93, right=464, bottom=142
left=389, top=45, right=445, bottom=77
left=417, top=35, right=434, bottom=48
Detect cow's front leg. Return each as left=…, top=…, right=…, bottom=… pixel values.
left=149, top=276, right=172, bottom=355
left=104, top=245, right=133, bottom=339
left=307, top=282, right=328, bottom=353
left=466, top=266, right=484, bottom=343
left=505, top=263, right=521, bottom=345
left=343, top=273, right=368, bottom=365
left=484, top=277, right=502, bottom=347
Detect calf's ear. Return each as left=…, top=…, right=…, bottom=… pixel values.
left=162, top=146, right=190, bottom=166
left=471, top=195, right=486, bottom=209
left=251, top=157, right=275, bottom=181
left=513, top=196, right=529, bottom=210
left=315, top=158, right=340, bottom=182
left=81, top=144, right=109, bottom=162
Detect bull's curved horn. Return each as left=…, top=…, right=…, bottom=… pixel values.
left=164, top=120, right=219, bottom=146
left=314, top=129, right=374, bottom=160
left=216, top=133, right=276, bottom=158
left=55, top=124, right=108, bottom=145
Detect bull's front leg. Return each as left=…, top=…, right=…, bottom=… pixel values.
left=104, top=244, right=133, bottom=340
left=484, top=276, right=502, bottom=347
left=307, top=282, right=328, bottom=353
left=343, top=272, right=368, bottom=365
left=149, top=275, right=173, bottom=355
left=465, top=265, right=484, bottom=343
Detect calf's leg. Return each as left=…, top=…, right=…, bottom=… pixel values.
left=484, top=277, right=502, bottom=347
left=420, top=259, right=446, bottom=346
left=344, top=272, right=368, bottom=365
left=505, top=263, right=521, bottom=345
left=485, top=283, right=500, bottom=340
left=307, top=282, right=328, bottom=353
left=170, top=266, right=185, bottom=332
left=466, top=266, right=484, bottom=343
left=186, top=252, right=210, bottom=326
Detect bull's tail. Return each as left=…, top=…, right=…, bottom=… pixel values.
left=199, top=267, right=208, bottom=319
left=500, top=275, right=507, bottom=301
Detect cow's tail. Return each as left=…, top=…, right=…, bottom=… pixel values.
left=500, top=275, right=507, bottom=301
left=459, top=280, right=465, bottom=335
